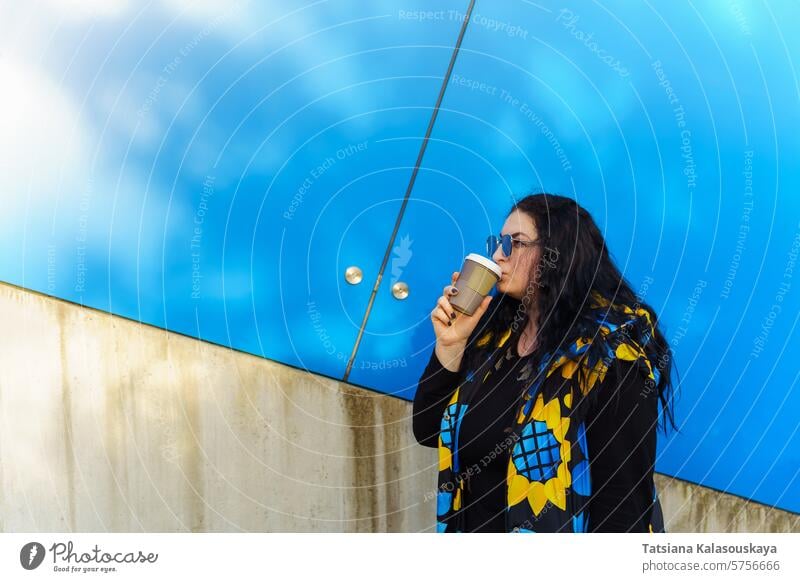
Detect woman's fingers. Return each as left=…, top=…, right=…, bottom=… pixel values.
left=431, top=271, right=465, bottom=339
left=437, top=296, right=456, bottom=319
left=443, top=284, right=459, bottom=296
left=431, top=305, right=454, bottom=330
left=443, top=272, right=461, bottom=297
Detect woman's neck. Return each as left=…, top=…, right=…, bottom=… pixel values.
left=517, top=314, right=539, bottom=357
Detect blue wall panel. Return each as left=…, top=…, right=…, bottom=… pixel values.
left=1, top=1, right=798, bottom=512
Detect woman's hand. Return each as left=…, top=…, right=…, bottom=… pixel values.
left=430, top=271, right=493, bottom=349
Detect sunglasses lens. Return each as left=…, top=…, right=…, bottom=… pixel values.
left=501, top=234, right=512, bottom=257
left=488, top=235, right=517, bottom=257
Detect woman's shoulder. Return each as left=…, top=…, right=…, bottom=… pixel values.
left=545, top=308, right=659, bottom=397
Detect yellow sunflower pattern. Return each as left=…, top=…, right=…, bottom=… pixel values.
left=435, top=292, right=666, bottom=532
left=507, top=391, right=574, bottom=515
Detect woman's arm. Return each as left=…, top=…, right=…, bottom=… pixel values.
left=412, top=347, right=463, bottom=448
left=585, top=358, right=660, bottom=532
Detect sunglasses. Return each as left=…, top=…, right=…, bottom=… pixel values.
left=486, top=234, right=542, bottom=257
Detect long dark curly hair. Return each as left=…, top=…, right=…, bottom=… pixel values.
left=463, top=193, right=678, bottom=434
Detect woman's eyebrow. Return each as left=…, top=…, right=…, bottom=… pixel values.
left=502, top=231, right=532, bottom=239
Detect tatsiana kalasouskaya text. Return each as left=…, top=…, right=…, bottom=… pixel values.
left=642, top=543, right=777, bottom=556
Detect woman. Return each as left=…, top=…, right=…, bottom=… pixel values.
left=412, top=193, right=677, bottom=533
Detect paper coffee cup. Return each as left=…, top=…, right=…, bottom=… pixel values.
left=450, top=253, right=502, bottom=316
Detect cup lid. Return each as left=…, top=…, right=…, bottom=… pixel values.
left=465, top=253, right=502, bottom=278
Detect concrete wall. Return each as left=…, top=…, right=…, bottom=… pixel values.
left=0, top=283, right=796, bottom=532
left=655, top=475, right=797, bottom=533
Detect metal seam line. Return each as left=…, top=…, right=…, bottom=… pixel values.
left=343, top=0, right=477, bottom=382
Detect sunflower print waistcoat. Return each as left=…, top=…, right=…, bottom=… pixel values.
left=435, top=291, right=666, bottom=533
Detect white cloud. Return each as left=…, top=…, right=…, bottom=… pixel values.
left=0, top=58, right=88, bottom=216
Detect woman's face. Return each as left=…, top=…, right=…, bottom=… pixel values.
left=492, top=210, right=541, bottom=301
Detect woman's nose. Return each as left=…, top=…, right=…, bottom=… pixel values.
left=492, top=246, right=505, bottom=263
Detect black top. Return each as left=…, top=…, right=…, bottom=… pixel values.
left=412, top=339, right=659, bottom=533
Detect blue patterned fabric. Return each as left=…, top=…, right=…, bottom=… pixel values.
left=434, top=291, right=667, bottom=533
